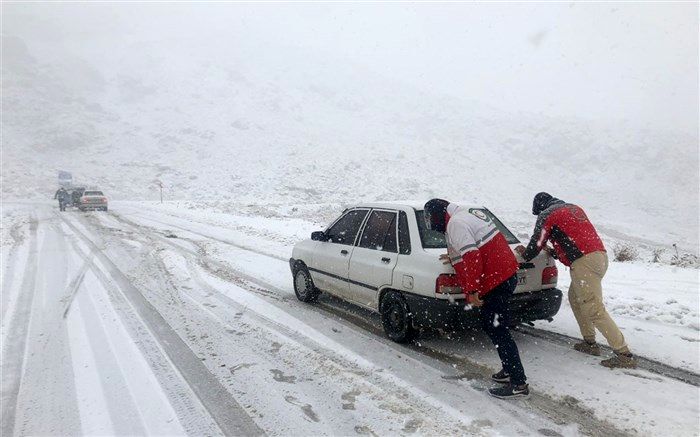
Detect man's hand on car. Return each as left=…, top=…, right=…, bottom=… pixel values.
left=514, top=245, right=526, bottom=256
left=439, top=253, right=451, bottom=265
left=468, top=292, right=484, bottom=307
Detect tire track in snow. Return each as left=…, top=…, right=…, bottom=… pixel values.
left=69, top=277, right=148, bottom=435
left=12, top=218, right=83, bottom=436
left=1, top=217, right=29, bottom=323
left=176, top=256, right=472, bottom=432
left=107, top=210, right=633, bottom=437
left=61, top=225, right=222, bottom=437
left=171, top=256, right=483, bottom=435
left=0, top=214, right=38, bottom=437
left=103, top=215, right=547, bottom=435
left=112, top=209, right=700, bottom=388
left=116, top=210, right=287, bottom=261
left=61, top=247, right=93, bottom=318
left=107, top=211, right=290, bottom=301
left=58, top=213, right=264, bottom=437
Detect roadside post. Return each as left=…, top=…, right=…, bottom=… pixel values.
left=155, top=180, right=164, bottom=203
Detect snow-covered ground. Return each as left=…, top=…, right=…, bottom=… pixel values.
left=3, top=4, right=697, bottom=436
left=115, top=200, right=700, bottom=370
left=2, top=200, right=698, bottom=436
left=541, top=264, right=699, bottom=372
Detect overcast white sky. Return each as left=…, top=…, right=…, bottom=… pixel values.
left=4, top=2, right=699, bottom=133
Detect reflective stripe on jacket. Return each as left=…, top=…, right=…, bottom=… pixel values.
left=445, top=204, right=518, bottom=297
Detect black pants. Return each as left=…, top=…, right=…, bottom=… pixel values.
left=480, top=274, right=527, bottom=385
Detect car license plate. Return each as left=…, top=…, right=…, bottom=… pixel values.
left=517, top=272, right=527, bottom=285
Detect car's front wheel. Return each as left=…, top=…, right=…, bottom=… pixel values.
left=293, top=266, right=320, bottom=303
left=380, top=291, right=416, bottom=343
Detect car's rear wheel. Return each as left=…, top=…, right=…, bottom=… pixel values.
left=293, top=266, right=320, bottom=303
left=380, top=291, right=416, bottom=343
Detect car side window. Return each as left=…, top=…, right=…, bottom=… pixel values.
left=326, top=209, right=369, bottom=245
left=398, top=211, right=411, bottom=255
left=358, top=211, right=398, bottom=253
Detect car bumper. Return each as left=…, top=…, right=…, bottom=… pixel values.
left=508, top=287, right=563, bottom=325
left=404, top=287, right=563, bottom=330
left=79, top=203, right=108, bottom=210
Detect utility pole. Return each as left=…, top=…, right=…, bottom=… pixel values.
left=156, top=180, right=164, bottom=203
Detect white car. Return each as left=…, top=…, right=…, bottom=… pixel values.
left=79, top=190, right=109, bottom=212
left=290, top=202, right=562, bottom=342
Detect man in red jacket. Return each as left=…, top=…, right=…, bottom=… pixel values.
left=516, top=192, right=636, bottom=369
left=424, top=199, right=528, bottom=399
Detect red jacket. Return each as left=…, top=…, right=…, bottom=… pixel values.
left=445, top=204, right=518, bottom=297
left=522, top=201, right=606, bottom=266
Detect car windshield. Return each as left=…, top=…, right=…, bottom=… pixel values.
left=415, top=208, right=520, bottom=249
left=84, top=191, right=103, bottom=196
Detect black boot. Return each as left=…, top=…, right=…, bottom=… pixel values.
left=488, top=383, right=529, bottom=399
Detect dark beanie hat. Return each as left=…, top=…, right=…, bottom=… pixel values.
left=532, top=192, right=553, bottom=215
left=423, top=198, right=450, bottom=233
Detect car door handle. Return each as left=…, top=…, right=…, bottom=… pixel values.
left=381, top=257, right=391, bottom=263
left=340, top=249, right=349, bottom=256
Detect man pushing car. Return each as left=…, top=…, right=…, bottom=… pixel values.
left=424, top=198, right=529, bottom=399
left=516, top=192, right=636, bottom=369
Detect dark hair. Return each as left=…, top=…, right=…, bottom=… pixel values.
left=423, top=198, right=450, bottom=233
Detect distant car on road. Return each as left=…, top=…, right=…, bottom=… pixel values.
left=79, top=190, right=108, bottom=212
left=290, top=202, right=562, bottom=342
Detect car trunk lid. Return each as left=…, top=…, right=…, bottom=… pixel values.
left=511, top=245, right=557, bottom=293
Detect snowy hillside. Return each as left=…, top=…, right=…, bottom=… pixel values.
left=2, top=34, right=698, bottom=251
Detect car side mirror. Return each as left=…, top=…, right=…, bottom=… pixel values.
left=311, top=231, right=327, bottom=241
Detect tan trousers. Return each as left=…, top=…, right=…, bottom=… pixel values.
left=568, top=251, right=630, bottom=353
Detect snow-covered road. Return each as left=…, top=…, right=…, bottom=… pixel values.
left=1, top=201, right=698, bottom=436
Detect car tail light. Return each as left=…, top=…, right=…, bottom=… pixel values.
left=101, top=197, right=107, bottom=203
left=82, top=198, right=88, bottom=203
left=435, top=274, right=463, bottom=295
left=542, top=266, right=558, bottom=285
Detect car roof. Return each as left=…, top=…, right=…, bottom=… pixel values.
left=352, top=201, right=482, bottom=211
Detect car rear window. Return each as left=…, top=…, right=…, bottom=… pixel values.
left=414, top=208, right=520, bottom=249
left=84, top=191, right=103, bottom=196
left=479, top=209, right=520, bottom=244
left=415, top=210, right=447, bottom=248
